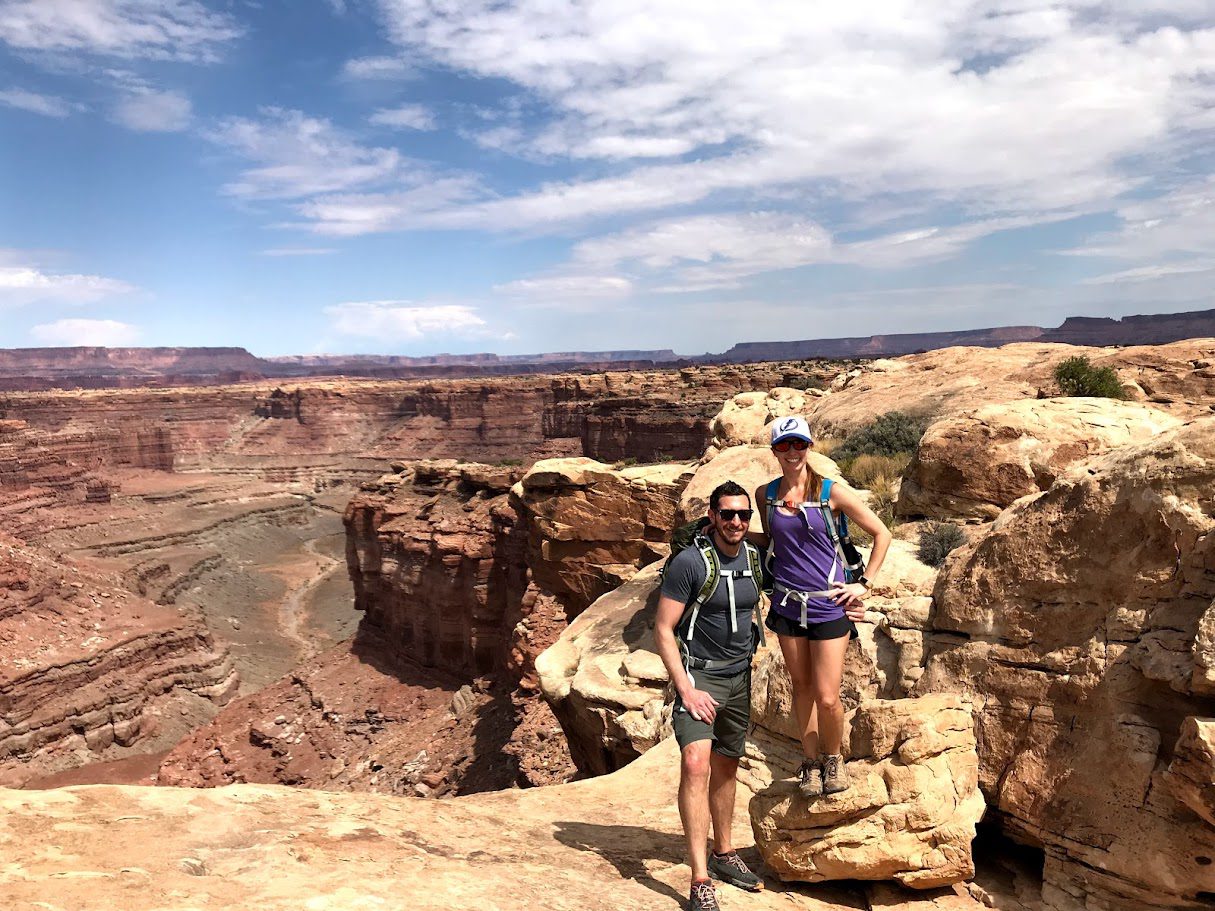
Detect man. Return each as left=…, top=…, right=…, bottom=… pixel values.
left=654, top=480, right=766, bottom=911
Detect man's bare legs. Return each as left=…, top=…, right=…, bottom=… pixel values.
left=708, top=752, right=739, bottom=855
left=679, top=740, right=713, bottom=881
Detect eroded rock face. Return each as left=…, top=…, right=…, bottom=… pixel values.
left=535, top=564, right=671, bottom=775
left=897, top=398, right=1185, bottom=521
left=917, top=418, right=1215, bottom=910
left=709, top=388, right=823, bottom=450
left=514, top=458, right=692, bottom=616
left=344, top=460, right=530, bottom=677
left=749, top=694, right=985, bottom=889
left=0, top=533, right=238, bottom=786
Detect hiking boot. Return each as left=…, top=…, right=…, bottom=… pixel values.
left=708, top=850, right=764, bottom=892
left=821, top=753, right=850, bottom=795
left=796, top=758, right=822, bottom=798
left=687, top=878, right=720, bottom=911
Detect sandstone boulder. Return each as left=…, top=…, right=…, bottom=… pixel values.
left=515, top=457, right=693, bottom=616
left=897, top=398, right=1184, bottom=521
left=749, top=694, right=985, bottom=889
left=535, top=563, right=670, bottom=775
left=1164, top=716, right=1215, bottom=827
left=709, top=388, right=820, bottom=449
left=916, top=417, right=1215, bottom=910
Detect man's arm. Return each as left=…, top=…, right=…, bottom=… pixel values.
left=654, top=592, right=719, bottom=723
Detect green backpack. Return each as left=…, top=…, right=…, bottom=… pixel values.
left=664, top=518, right=766, bottom=669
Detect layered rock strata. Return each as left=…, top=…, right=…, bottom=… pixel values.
left=916, top=418, right=1215, bottom=910
left=515, top=457, right=691, bottom=617
left=0, top=533, right=237, bottom=786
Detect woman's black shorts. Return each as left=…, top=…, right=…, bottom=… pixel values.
left=765, top=610, right=858, bottom=641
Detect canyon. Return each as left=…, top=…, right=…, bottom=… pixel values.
left=2, top=338, right=1215, bottom=911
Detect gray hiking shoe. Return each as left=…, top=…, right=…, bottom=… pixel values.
left=688, top=878, right=720, bottom=911
left=708, top=850, right=764, bottom=892
left=796, top=757, right=822, bottom=798
left=821, top=753, right=850, bottom=795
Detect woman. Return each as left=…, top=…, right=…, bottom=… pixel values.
left=751, top=416, right=891, bottom=797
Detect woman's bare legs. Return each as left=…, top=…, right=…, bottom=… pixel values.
left=776, top=633, right=819, bottom=759
left=808, top=635, right=850, bottom=755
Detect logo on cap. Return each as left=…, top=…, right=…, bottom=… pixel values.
left=779, top=418, right=798, bottom=433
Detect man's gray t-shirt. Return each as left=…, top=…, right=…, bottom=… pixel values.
left=661, top=539, right=762, bottom=677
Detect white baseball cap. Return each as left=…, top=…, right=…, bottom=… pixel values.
left=770, top=415, right=813, bottom=445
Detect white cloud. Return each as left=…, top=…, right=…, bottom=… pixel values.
left=260, top=247, right=338, bottom=257
left=325, top=301, right=489, bottom=340
left=295, top=176, right=484, bottom=235
left=112, top=87, right=190, bottom=131
left=0, top=0, right=241, bottom=62
left=206, top=108, right=402, bottom=200
left=494, top=275, right=633, bottom=299
left=0, top=87, right=73, bottom=116
left=0, top=265, right=137, bottom=307
left=370, top=103, right=435, bottom=131
left=346, top=0, right=1215, bottom=240
left=342, top=55, right=414, bottom=80
left=30, top=318, right=139, bottom=346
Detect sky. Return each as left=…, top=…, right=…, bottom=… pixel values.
left=0, top=1, right=1213, bottom=357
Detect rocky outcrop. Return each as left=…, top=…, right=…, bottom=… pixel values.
left=749, top=695, right=985, bottom=888
left=708, top=388, right=824, bottom=450
left=344, top=460, right=530, bottom=677
left=514, top=458, right=691, bottom=616
left=535, top=564, right=671, bottom=775
left=916, top=418, right=1215, bottom=910
left=0, top=534, right=237, bottom=786
left=897, top=398, right=1185, bottom=521
left=1165, top=716, right=1215, bottom=828
left=807, top=340, right=1215, bottom=436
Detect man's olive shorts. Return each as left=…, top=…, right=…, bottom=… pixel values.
left=672, top=667, right=751, bottom=759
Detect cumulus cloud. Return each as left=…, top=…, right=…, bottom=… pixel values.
left=112, top=87, right=190, bottom=131
left=206, top=108, right=403, bottom=200
left=325, top=301, right=489, bottom=340
left=0, top=264, right=137, bottom=307
left=0, top=87, right=73, bottom=116
left=0, top=0, right=241, bottom=62
left=370, top=103, right=436, bottom=131
left=30, top=318, right=140, bottom=346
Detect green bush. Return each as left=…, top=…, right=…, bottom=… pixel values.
left=832, top=411, right=932, bottom=463
left=1053, top=356, right=1128, bottom=399
left=918, top=522, right=965, bottom=567
left=782, top=374, right=825, bottom=391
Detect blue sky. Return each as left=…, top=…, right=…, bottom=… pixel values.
left=0, top=0, right=1213, bottom=357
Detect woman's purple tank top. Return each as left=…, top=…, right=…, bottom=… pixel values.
left=770, top=504, right=846, bottom=622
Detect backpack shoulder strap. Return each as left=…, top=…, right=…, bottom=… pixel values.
left=680, top=536, right=719, bottom=644
left=764, top=477, right=781, bottom=533
left=743, top=541, right=767, bottom=648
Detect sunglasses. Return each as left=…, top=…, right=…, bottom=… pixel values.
left=772, top=439, right=811, bottom=452
left=714, top=508, right=754, bottom=522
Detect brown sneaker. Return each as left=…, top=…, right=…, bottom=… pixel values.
left=796, top=758, right=822, bottom=798
left=821, top=753, right=849, bottom=795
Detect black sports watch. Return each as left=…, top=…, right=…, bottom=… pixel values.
left=857, top=575, right=872, bottom=589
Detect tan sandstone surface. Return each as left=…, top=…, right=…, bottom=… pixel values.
left=0, top=735, right=1010, bottom=911
left=917, top=417, right=1215, bottom=909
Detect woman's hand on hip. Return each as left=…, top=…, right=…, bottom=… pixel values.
left=829, top=581, right=867, bottom=617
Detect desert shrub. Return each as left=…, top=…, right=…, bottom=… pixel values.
left=841, top=452, right=912, bottom=491
left=782, top=374, right=826, bottom=391
left=1053, top=356, right=1128, bottom=399
left=811, top=436, right=843, bottom=459
left=832, top=411, right=932, bottom=463
left=494, top=458, right=524, bottom=467
left=613, top=456, right=638, bottom=469
left=918, top=522, right=965, bottom=567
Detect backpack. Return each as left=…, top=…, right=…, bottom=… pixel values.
left=663, top=518, right=766, bottom=670
left=764, top=476, right=865, bottom=583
